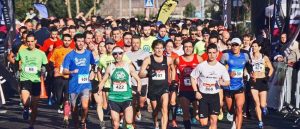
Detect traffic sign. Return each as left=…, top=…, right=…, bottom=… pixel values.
left=144, top=0, right=154, bottom=8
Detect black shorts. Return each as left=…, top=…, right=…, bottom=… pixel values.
left=91, top=80, right=99, bottom=93
left=179, top=91, right=196, bottom=102
left=198, top=93, right=220, bottom=118
left=223, top=87, right=245, bottom=97
left=102, top=87, right=110, bottom=92
left=109, top=100, right=132, bottom=113
left=148, top=88, right=169, bottom=101
left=250, top=78, right=268, bottom=92
left=20, top=80, right=41, bottom=96
left=132, top=85, right=148, bottom=97
left=169, top=84, right=178, bottom=92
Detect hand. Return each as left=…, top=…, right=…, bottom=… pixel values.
left=250, top=73, right=256, bottom=82
left=132, top=91, right=137, bottom=95
left=195, top=91, right=202, bottom=100
left=218, top=77, right=225, bottom=86
left=97, top=85, right=103, bottom=94
left=230, top=71, right=236, bottom=78
left=72, top=69, right=79, bottom=74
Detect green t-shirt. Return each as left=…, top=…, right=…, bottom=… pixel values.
left=16, top=48, right=48, bottom=82
left=108, top=63, right=132, bottom=102
left=141, top=36, right=156, bottom=53
left=98, top=53, right=131, bottom=88
left=194, top=40, right=206, bottom=56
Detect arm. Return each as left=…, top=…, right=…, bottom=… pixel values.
left=98, top=66, right=111, bottom=92
left=167, top=57, right=176, bottom=81
left=130, top=63, right=142, bottom=94
left=190, top=66, right=202, bottom=100
left=138, top=56, right=150, bottom=78
left=265, top=56, right=274, bottom=77
left=196, top=55, right=204, bottom=63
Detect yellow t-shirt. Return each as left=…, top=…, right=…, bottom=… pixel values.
left=141, top=36, right=156, bottom=53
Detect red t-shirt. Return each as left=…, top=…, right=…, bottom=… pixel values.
left=177, top=54, right=200, bottom=91
left=116, top=39, right=124, bottom=47
left=40, top=38, right=63, bottom=60
left=201, top=51, right=223, bottom=61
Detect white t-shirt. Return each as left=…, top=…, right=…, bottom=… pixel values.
left=190, top=61, right=230, bottom=94
left=173, top=45, right=184, bottom=56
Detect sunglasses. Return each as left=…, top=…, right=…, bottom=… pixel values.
left=112, top=52, right=123, bottom=56
left=231, top=43, right=240, bottom=46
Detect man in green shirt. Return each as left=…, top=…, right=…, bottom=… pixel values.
left=15, top=34, right=48, bottom=129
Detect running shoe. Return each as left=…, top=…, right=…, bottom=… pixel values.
left=227, top=113, right=234, bottom=122
left=126, top=124, right=134, bottom=129
left=80, top=122, right=87, bottom=129
left=23, top=108, right=29, bottom=120
left=262, top=107, right=268, bottom=116
left=218, top=111, right=224, bottom=120
left=191, top=117, right=198, bottom=125
left=120, top=119, right=124, bottom=128
left=62, top=119, right=69, bottom=128
left=231, top=121, right=236, bottom=129
left=171, top=119, right=178, bottom=127
left=154, top=122, right=159, bottom=129
left=135, top=112, right=142, bottom=121
left=28, top=126, right=34, bottom=129
left=100, top=121, right=106, bottom=129
left=58, top=108, right=63, bottom=114
left=258, top=121, right=264, bottom=129
left=48, top=98, right=53, bottom=106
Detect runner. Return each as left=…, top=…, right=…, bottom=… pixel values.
left=164, top=39, right=179, bottom=127
left=98, top=46, right=141, bottom=129
left=249, top=40, right=274, bottom=128
left=16, top=34, right=48, bottom=129
left=220, top=38, right=250, bottom=129
left=191, top=38, right=230, bottom=129
left=139, top=39, right=175, bottom=129
left=49, top=34, right=73, bottom=127
left=126, top=35, right=150, bottom=122
left=87, top=38, right=106, bottom=128
left=62, top=33, right=96, bottom=129
left=141, top=22, right=156, bottom=53
left=174, top=39, right=203, bottom=129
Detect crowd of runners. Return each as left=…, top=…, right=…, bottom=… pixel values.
left=5, top=11, right=300, bottom=129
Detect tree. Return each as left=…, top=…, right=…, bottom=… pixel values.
left=183, top=2, right=196, bottom=18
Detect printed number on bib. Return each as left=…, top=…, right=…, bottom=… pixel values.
left=113, top=81, right=127, bottom=92
left=152, top=70, right=166, bottom=80
left=25, top=66, right=38, bottom=74
left=203, top=83, right=215, bottom=92
left=183, top=77, right=191, bottom=86
left=253, top=64, right=263, bottom=72
left=232, top=69, right=243, bottom=78
left=78, top=74, right=89, bottom=84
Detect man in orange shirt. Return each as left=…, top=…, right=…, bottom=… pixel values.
left=112, top=27, right=124, bottom=47
left=49, top=34, right=73, bottom=128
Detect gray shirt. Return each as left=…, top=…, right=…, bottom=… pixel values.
left=127, top=49, right=151, bottom=86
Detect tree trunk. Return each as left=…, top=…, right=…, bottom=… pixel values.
left=76, top=0, right=80, bottom=14
left=66, top=0, right=72, bottom=18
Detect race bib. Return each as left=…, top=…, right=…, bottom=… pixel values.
left=24, top=66, right=38, bottom=74
left=59, top=65, right=63, bottom=74
left=232, top=69, right=243, bottom=78
left=78, top=74, right=89, bottom=84
left=253, top=63, right=263, bottom=72
left=183, top=77, right=191, bottom=86
left=152, top=70, right=166, bottom=80
left=113, top=81, right=127, bottom=92
left=203, top=83, right=216, bottom=92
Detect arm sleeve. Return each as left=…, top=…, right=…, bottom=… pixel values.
left=220, top=53, right=229, bottom=65
left=90, top=51, right=96, bottom=65
left=190, top=65, right=201, bottom=79
left=221, top=66, right=230, bottom=81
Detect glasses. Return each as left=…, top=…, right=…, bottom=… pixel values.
left=182, top=34, right=188, bottom=36
left=112, top=52, right=123, bottom=56
left=191, top=33, right=197, bottom=35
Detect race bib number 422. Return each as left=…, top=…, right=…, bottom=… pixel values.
left=113, top=81, right=127, bottom=92
left=78, top=74, right=89, bottom=84
left=24, top=66, right=38, bottom=74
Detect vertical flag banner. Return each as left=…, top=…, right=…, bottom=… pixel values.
left=0, top=0, right=15, bottom=49
left=157, top=0, right=178, bottom=24
left=34, top=3, right=49, bottom=19
left=222, top=0, right=232, bottom=29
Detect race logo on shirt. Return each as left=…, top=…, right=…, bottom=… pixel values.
left=75, top=58, right=87, bottom=66
left=115, top=71, right=126, bottom=80
left=143, top=45, right=150, bottom=52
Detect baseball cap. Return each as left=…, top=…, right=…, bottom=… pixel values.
left=112, top=47, right=124, bottom=54
left=105, top=38, right=115, bottom=45
left=231, top=38, right=242, bottom=45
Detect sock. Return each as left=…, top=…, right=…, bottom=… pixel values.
left=183, top=120, right=191, bottom=129
left=170, top=105, right=177, bottom=120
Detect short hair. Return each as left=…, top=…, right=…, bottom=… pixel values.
left=112, top=27, right=121, bottom=32
left=251, top=40, right=262, bottom=47
left=62, top=34, right=72, bottom=40
left=243, top=33, right=252, bottom=40
left=132, top=34, right=141, bottom=42
left=83, top=31, right=93, bottom=38
left=74, top=33, right=85, bottom=42
left=209, top=35, right=219, bottom=40
left=182, top=39, right=194, bottom=48
left=151, top=39, right=165, bottom=49
left=189, top=26, right=197, bottom=34
left=158, top=24, right=166, bottom=30
left=206, top=43, right=218, bottom=52
left=68, top=25, right=76, bottom=30
left=49, top=27, right=58, bottom=32
left=123, top=32, right=132, bottom=38
left=26, top=33, right=36, bottom=41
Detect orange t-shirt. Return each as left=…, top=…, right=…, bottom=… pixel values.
left=50, top=46, right=73, bottom=78
left=201, top=51, right=223, bottom=61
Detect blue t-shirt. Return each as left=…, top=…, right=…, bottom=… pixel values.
left=221, top=52, right=249, bottom=90
left=156, top=35, right=170, bottom=42
left=63, top=50, right=95, bottom=93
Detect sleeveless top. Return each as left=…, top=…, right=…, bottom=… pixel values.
left=148, top=55, right=169, bottom=94
left=178, top=54, right=199, bottom=91
left=250, top=54, right=265, bottom=73
left=108, top=63, right=132, bottom=102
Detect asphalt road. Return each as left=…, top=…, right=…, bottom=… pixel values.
left=0, top=96, right=299, bottom=129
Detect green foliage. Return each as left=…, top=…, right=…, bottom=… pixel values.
left=46, top=0, right=67, bottom=18
left=183, top=2, right=196, bottom=18
left=135, top=14, right=145, bottom=21
left=15, top=0, right=33, bottom=20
